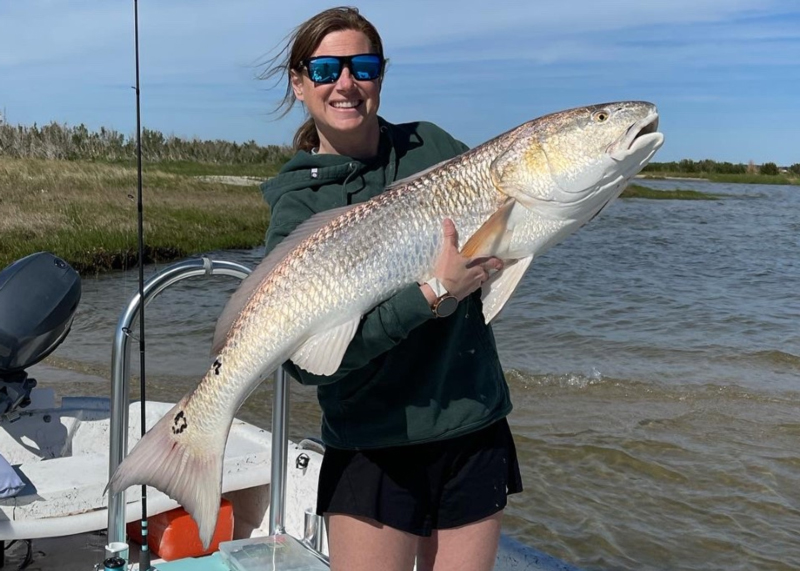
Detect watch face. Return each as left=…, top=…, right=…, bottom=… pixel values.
left=435, top=295, right=458, bottom=318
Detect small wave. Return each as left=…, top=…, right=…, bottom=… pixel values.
left=504, top=368, right=800, bottom=406
left=504, top=368, right=607, bottom=390
left=505, top=368, right=681, bottom=396
left=741, top=349, right=800, bottom=369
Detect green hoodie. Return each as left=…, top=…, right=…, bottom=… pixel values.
left=261, top=117, right=511, bottom=449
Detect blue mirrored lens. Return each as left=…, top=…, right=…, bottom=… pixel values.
left=350, top=55, right=382, bottom=81
left=307, top=57, right=341, bottom=83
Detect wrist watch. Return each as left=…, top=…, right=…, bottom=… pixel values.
left=425, top=277, right=458, bottom=318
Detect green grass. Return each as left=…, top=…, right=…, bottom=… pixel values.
left=640, top=172, right=799, bottom=185
left=705, top=173, right=797, bottom=185
left=0, top=158, right=271, bottom=273
left=622, top=184, right=721, bottom=200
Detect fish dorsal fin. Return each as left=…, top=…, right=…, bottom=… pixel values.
left=211, top=204, right=358, bottom=355
left=480, top=255, right=533, bottom=324
left=489, top=138, right=549, bottom=209
left=260, top=203, right=358, bottom=277
left=460, top=198, right=517, bottom=258
left=290, top=316, right=361, bottom=375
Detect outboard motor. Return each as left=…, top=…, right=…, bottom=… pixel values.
left=0, top=252, right=81, bottom=417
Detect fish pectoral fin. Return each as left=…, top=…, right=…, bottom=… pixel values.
left=480, top=255, right=533, bottom=324
left=290, top=316, right=361, bottom=375
left=489, top=137, right=549, bottom=209
left=461, top=198, right=517, bottom=258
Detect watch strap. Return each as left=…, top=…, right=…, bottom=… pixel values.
left=425, top=277, right=449, bottom=299
left=424, top=277, right=458, bottom=318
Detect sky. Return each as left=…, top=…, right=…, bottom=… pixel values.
left=0, top=1, right=798, bottom=165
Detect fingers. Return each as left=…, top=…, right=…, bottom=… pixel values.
left=434, top=219, right=504, bottom=299
left=442, top=218, right=458, bottom=249
left=464, top=261, right=500, bottom=289
left=466, top=256, right=505, bottom=272
left=474, top=265, right=492, bottom=285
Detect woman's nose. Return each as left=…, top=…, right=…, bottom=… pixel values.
left=335, top=66, right=356, bottom=89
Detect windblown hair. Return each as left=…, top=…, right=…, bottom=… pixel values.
left=260, top=6, right=385, bottom=152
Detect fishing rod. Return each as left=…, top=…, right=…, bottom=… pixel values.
left=132, top=1, right=151, bottom=570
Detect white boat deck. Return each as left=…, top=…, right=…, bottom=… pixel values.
left=0, top=392, right=286, bottom=540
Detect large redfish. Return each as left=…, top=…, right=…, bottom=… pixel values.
left=108, top=101, right=664, bottom=546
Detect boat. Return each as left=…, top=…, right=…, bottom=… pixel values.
left=0, top=253, right=580, bottom=571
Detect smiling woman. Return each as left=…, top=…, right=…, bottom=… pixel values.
left=260, top=7, right=387, bottom=159
left=253, top=6, right=518, bottom=571
left=290, top=29, right=384, bottom=158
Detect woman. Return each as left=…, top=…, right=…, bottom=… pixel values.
left=260, top=7, right=522, bottom=571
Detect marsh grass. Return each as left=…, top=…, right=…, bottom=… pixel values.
left=0, top=158, right=271, bottom=272
left=622, top=184, right=720, bottom=200
left=641, top=172, right=798, bottom=185
left=0, top=120, right=293, bottom=165
left=705, top=173, right=797, bottom=185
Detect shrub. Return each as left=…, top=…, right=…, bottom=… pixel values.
left=759, top=162, right=779, bottom=176
left=0, top=120, right=293, bottom=165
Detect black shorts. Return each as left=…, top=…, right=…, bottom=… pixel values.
left=316, top=418, right=523, bottom=537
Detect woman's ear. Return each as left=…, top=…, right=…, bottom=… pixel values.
left=290, top=69, right=305, bottom=101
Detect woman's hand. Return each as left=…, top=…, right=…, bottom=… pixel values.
left=420, top=218, right=504, bottom=305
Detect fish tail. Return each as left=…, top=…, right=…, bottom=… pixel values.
left=106, top=396, right=225, bottom=549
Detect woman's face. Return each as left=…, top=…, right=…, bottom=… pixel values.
left=291, top=29, right=381, bottom=152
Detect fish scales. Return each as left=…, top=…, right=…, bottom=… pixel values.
left=171, top=144, right=506, bottom=456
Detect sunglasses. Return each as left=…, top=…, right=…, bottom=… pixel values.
left=301, top=53, right=384, bottom=84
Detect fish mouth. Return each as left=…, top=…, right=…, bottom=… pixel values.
left=630, top=114, right=659, bottom=146
left=609, top=112, right=663, bottom=160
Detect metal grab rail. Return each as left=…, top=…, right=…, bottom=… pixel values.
left=105, top=257, right=265, bottom=551
left=269, top=358, right=290, bottom=536
left=100, top=256, right=584, bottom=571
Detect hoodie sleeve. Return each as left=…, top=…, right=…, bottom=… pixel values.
left=264, top=194, right=435, bottom=387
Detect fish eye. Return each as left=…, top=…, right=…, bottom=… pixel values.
left=592, top=111, right=609, bottom=123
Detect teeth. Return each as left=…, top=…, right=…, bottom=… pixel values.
left=332, top=101, right=359, bottom=108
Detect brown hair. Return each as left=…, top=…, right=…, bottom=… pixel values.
left=260, top=6, right=385, bottom=152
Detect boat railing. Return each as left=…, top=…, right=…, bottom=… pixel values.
left=103, top=257, right=581, bottom=571
left=105, top=257, right=294, bottom=555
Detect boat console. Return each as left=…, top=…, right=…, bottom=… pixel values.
left=0, top=252, right=81, bottom=417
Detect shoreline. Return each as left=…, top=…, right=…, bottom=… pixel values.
left=637, top=172, right=799, bottom=185
left=0, top=159, right=717, bottom=275
left=636, top=174, right=708, bottom=182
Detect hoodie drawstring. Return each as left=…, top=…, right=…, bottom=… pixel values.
left=342, top=162, right=359, bottom=204
left=380, top=124, right=399, bottom=185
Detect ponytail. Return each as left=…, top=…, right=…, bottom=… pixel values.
left=293, top=117, right=320, bottom=152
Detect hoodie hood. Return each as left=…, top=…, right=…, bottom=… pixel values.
left=261, top=117, right=399, bottom=209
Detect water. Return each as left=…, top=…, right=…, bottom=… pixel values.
left=31, top=180, right=800, bottom=570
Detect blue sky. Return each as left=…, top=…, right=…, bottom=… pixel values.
left=1, top=1, right=798, bottom=165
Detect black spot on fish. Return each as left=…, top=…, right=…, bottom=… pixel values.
left=172, top=410, right=188, bottom=435
left=213, top=358, right=222, bottom=375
